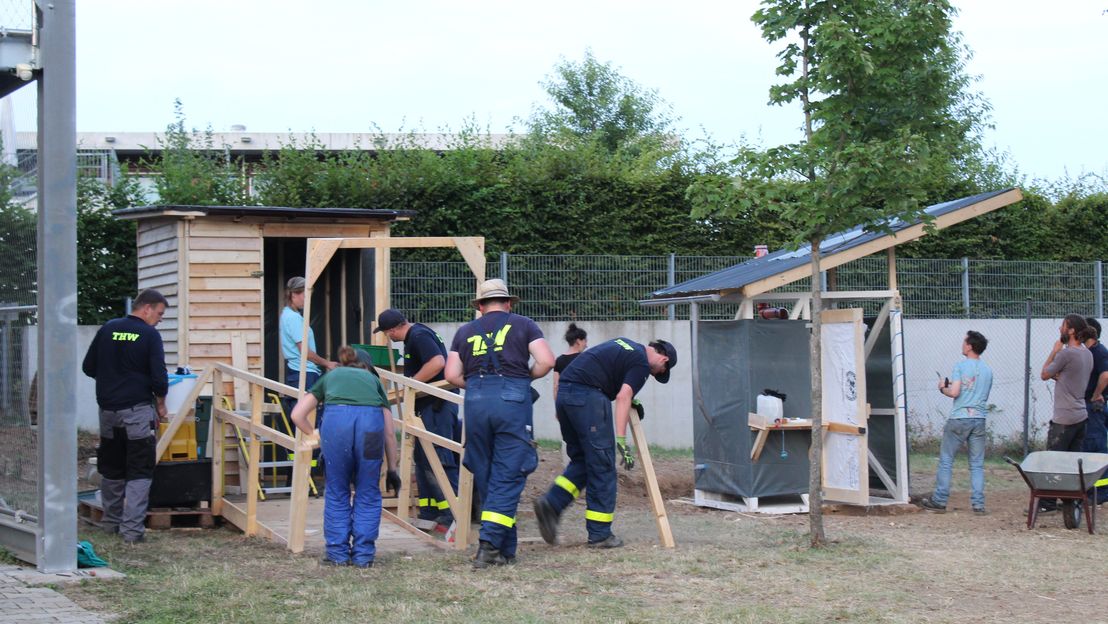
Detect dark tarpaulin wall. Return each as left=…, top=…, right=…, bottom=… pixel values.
left=694, top=317, right=900, bottom=500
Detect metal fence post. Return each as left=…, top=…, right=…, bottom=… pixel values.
left=1095, top=260, right=1103, bottom=319
left=1023, top=297, right=1032, bottom=457
left=667, top=253, right=675, bottom=321
left=961, top=257, right=970, bottom=317
left=499, top=252, right=508, bottom=283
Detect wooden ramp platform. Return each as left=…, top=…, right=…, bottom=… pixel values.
left=225, top=495, right=439, bottom=555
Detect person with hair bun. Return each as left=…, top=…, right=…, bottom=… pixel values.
left=553, top=323, right=588, bottom=400
left=289, top=345, right=400, bottom=568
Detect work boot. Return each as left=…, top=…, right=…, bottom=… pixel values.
left=918, top=497, right=946, bottom=513
left=533, top=497, right=560, bottom=545
left=586, top=534, right=624, bottom=549
left=472, top=541, right=507, bottom=569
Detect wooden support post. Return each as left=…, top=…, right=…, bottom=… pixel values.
left=887, top=247, right=898, bottom=291
left=231, top=331, right=249, bottom=409
left=627, top=414, right=675, bottom=548
left=211, top=368, right=224, bottom=516
left=245, top=384, right=262, bottom=536
left=454, top=467, right=474, bottom=550
left=395, top=387, right=417, bottom=522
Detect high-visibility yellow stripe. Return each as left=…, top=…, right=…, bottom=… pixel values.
left=287, top=453, right=317, bottom=467
left=481, top=511, right=516, bottom=527
left=585, top=509, right=614, bottom=523
left=418, top=498, right=430, bottom=507
left=435, top=499, right=451, bottom=510
left=555, top=475, right=581, bottom=498
left=1095, top=477, right=1108, bottom=488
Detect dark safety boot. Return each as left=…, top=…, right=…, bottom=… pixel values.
left=586, top=534, right=624, bottom=549
left=472, top=540, right=507, bottom=569
left=533, top=497, right=560, bottom=545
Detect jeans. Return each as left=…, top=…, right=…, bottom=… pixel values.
left=319, top=404, right=384, bottom=566
left=932, top=418, right=986, bottom=508
left=1082, top=401, right=1107, bottom=453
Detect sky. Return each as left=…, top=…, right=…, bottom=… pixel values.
left=8, top=0, right=1107, bottom=182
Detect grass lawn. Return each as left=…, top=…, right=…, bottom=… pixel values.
left=55, top=450, right=1107, bottom=623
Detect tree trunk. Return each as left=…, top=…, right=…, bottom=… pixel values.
left=808, top=236, right=826, bottom=547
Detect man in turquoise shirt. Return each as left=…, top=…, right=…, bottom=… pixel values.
left=920, top=331, right=993, bottom=514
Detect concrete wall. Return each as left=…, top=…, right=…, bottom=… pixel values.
left=26, top=317, right=1074, bottom=443
left=22, top=326, right=100, bottom=432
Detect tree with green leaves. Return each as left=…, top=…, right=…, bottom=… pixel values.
left=77, top=175, right=145, bottom=324
left=148, top=99, right=248, bottom=206
left=528, top=50, right=675, bottom=160
left=693, top=0, right=988, bottom=546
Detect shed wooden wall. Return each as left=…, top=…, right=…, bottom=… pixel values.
left=136, top=219, right=181, bottom=364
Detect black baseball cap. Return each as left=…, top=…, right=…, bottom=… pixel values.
left=373, top=309, right=407, bottom=333
left=650, top=339, right=677, bottom=384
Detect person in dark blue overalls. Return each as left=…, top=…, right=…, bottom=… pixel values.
left=533, top=337, right=676, bottom=548
left=289, top=346, right=401, bottom=568
left=376, top=308, right=461, bottom=531
left=445, top=279, right=554, bottom=569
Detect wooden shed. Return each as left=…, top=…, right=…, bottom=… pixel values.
left=112, top=205, right=416, bottom=381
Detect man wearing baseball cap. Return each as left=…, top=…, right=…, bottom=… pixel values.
left=533, top=337, right=676, bottom=549
left=375, top=308, right=460, bottom=530
left=444, top=279, right=554, bottom=568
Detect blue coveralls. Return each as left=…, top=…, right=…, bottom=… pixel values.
left=543, top=381, right=617, bottom=542
left=319, top=403, right=385, bottom=566
left=462, top=374, right=538, bottom=559
left=414, top=398, right=461, bottom=522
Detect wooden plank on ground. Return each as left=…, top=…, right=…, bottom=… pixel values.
left=628, top=414, right=675, bottom=549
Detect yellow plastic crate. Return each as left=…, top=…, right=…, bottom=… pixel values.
left=158, top=421, right=198, bottom=462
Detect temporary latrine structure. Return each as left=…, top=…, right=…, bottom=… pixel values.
left=112, top=205, right=418, bottom=380
left=641, top=188, right=1024, bottom=512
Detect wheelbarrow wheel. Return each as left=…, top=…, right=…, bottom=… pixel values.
left=1062, top=501, right=1082, bottom=530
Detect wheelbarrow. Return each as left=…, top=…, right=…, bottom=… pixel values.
left=1004, top=451, right=1108, bottom=534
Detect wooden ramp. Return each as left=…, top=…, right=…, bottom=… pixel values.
left=225, top=495, right=438, bottom=555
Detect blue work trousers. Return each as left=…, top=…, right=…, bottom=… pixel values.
left=544, top=382, right=617, bottom=542
left=1082, top=401, right=1107, bottom=453
left=415, top=398, right=461, bottom=521
left=931, top=417, right=986, bottom=508
left=319, top=403, right=384, bottom=566
left=461, top=375, right=537, bottom=559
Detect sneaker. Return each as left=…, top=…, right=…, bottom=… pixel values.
left=918, top=497, right=947, bottom=513
left=122, top=534, right=145, bottom=545
left=472, top=541, right=507, bottom=569
left=586, top=534, right=624, bottom=549
left=973, top=506, right=987, bottom=515
left=533, top=497, right=560, bottom=545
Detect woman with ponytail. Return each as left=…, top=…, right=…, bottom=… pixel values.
left=553, top=323, right=588, bottom=400
left=290, top=345, right=399, bottom=568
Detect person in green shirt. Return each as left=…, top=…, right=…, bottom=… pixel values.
left=290, top=345, right=400, bottom=567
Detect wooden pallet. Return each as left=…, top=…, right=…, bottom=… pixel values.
left=79, top=496, right=216, bottom=530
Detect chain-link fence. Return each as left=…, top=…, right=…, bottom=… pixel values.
left=391, top=253, right=1108, bottom=324
left=0, top=195, right=37, bottom=515
left=0, top=0, right=33, bottom=32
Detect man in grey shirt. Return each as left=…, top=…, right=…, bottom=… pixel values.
left=1039, top=314, right=1094, bottom=511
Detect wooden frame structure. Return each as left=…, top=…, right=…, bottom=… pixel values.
left=288, top=236, right=486, bottom=553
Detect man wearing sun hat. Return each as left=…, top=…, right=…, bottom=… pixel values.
left=532, top=336, right=676, bottom=549
left=444, top=279, right=554, bottom=568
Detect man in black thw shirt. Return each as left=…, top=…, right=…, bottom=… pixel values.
left=82, top=289, right=169, bottom=544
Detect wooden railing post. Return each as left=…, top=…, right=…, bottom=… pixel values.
left=628, top=415, right=675, bottom=549
left=245, top=383, right=262, bottom=536
left=210, top=368, right=225, bottom=517
left=395, top=386, right=417, bottom=521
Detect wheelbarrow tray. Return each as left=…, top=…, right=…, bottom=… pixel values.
left=1016, top=451, right=1108, bottom=491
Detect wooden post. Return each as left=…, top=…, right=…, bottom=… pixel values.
left=454, top=467, right=474, bottom=550
left=627, top=414, right=675, bottom=548
left=395, top=387, right=417, bottom=521
left=887, top=247, right=898, bottom=291
left=231, top=331, right=249, bottom=409
left=245, top=384, right=262, bottom=536
left=211, top=368, right=225, bottom=517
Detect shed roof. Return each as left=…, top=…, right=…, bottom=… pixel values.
left=648, top=188, right=1023, bottom=301
left=113, top=204, right=416, bottom=222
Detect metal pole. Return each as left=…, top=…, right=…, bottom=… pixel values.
left=962, top=257, right=970, bottom=317
left=35, top=0, right=79, bottom=573
left=1, top=315, right=9, bottom=411
left=1023, top=297, right=1032, bottom=457
left=499, top=251, right=508, bottom=283
left=1095, top=261, right=1103, bottom=319
left=667, top=253, right=675, bottom=321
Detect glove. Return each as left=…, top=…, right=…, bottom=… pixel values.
left=616, top=438, right=635, bottom=471
left=386, top=470, right=402, bottom=494
left=632, top=399, right=645, bottom=421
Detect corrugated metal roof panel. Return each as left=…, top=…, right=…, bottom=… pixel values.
left=650, top=189, right=1017, bottom=299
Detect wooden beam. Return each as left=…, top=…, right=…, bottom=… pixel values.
left=381, top=510, right=450, bottom=550
left=305, top=239, right=341, bottom=288
left=452, top=237, right=486, bottom=282
left=740, top=189, right=1023, bottom=298
left=156, top=367, right=214, bottom=462
left=395, top=387, right=417, bottom=522
left=887, top=247, right=898, bottom=291
left=231, top=332, right=249, bottom=408
left=627, top=414, right=675, bottom=548
left=245, top=384, right=263, bottom=536
left=178, top=220, right=190, bottom=365
left=376, top=368, right=463, bottom=406
left=213, top=362, right=298, bottom=398
left=867, top=449, right=898, bottom=495
left=210, top=368, right=225, bottom=516
left=334, top=236, right=484, bottom=250
left=863, top=297, right=893, bottom=359
left=212, top=409, right=297, bottom=451
left=219, top=499, right=285, bottom=545
left=453, top=467, right=474, bottom=550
